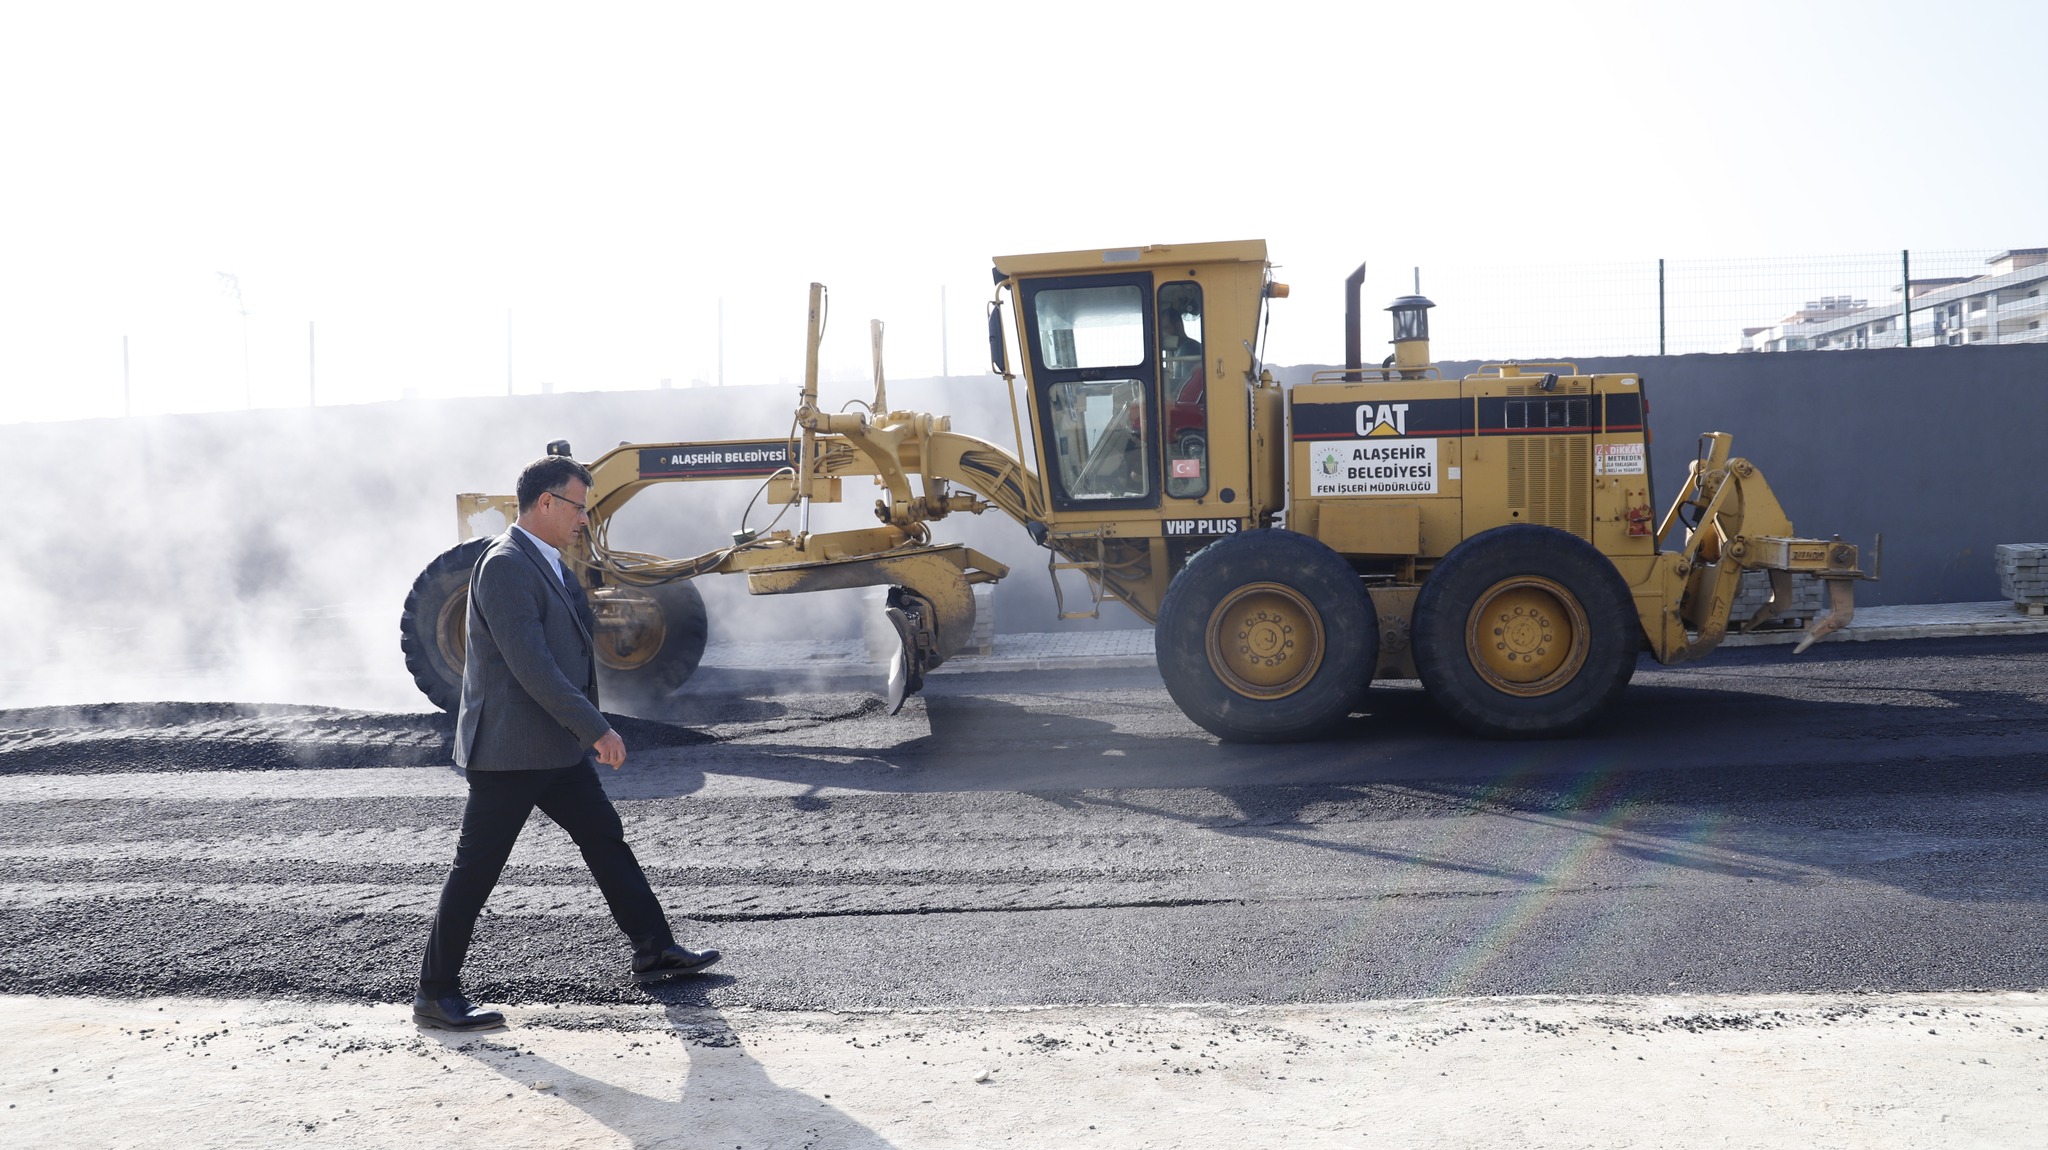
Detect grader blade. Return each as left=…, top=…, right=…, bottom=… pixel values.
left=881, top=603, right=914, bottom=715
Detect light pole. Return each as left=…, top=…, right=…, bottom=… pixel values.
left=216, top=272, right=250, bottom=407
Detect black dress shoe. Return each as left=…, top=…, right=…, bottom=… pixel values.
left=632, top=945, right=722, bottom=984
left=412, top=992, right=507, bottom=1032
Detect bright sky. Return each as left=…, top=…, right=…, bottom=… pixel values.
left=4, top=0, right=2041, bottom=424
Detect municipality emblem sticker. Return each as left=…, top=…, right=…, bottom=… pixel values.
left=1319, top=449, right=1339, bottom=476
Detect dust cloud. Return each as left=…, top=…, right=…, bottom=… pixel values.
left=2, top=375, right=1136, bottom=713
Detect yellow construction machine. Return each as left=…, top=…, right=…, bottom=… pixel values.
left=401, top=239, right=1873, bottom=740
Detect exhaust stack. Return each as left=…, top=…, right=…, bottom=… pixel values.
left=1343, top=262, right=1367, bottom=382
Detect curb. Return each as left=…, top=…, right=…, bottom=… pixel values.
left=1717, top=601, right=2048, bottom=647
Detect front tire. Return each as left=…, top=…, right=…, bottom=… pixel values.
left=400, top=538, right=491, bottom=712
left=1154, top=529, right=1377, bottom=743
left=1412, top=524, right=1639, bottom=739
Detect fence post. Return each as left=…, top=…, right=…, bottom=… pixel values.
left=1901, top=249, right=1912, bottom=348
left=1657, top=258, right=1666, bottom=355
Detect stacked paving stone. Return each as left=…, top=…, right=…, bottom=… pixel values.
left=1728, top=569, right=1825, bottom=626
left=1997, top=544, right=2048, bottom=615
left=970, top=585, right=997, bottom=655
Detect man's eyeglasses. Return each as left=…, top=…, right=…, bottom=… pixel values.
left=546, top=490, right=588, bottom=516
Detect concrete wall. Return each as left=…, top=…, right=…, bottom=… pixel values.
left=1282, top=344, right=2048, bottom=606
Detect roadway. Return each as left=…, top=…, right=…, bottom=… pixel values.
left=3, top=633, right=2045, bottom=1012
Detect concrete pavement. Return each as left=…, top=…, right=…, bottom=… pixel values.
left=7, top=990, right=2045, bottom=1148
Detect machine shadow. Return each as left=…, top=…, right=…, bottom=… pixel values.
left=1032, top=674, right=2048, bottom=906
left=586, top=649, right=2048, bottom=908
left=611, top=659, right=2048, bottom=799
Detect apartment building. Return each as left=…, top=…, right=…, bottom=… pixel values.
left=1742, top=248, right=2048, bottom=351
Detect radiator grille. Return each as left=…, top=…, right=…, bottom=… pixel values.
left=1507, top=435, right=1591, bottom=539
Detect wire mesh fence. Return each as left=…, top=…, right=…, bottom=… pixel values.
left=1415, top=248, right=2047, bottom=360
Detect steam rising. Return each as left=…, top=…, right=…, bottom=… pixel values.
left=2, top=375, right=1137, bottom=712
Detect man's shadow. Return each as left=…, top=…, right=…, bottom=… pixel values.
left=428, top=981, right=896, bottom=1149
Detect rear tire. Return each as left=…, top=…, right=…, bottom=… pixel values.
left=593, top=580, right=709, bottom=717
left=1412, top=524, right=1639, bottom=739
left=402, top=543, right=709, bottom=717
left=1154, top=529, right=1376, bottom=743
left=400, top=538, right=491, bottom=713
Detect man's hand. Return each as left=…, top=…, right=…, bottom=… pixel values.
left=593, top=729, right=628, bottom=769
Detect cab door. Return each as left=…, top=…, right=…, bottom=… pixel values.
left=1018, top=272, right=1161, bottom=513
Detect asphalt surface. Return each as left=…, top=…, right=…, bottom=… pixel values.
left=3, top=633, right=2046, bottom=1014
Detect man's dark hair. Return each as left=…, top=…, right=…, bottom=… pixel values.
left=516, top=456, right=595, bottom=513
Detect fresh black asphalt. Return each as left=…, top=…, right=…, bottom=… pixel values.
left=3, top=635, right=2044, bottom=1012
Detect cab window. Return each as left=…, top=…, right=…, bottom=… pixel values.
left=1033, top=285, right=1146, bottom=368
left=1047, top=378, right=1150, bottom=500
left=1159, top=282, right=1207, bottom=498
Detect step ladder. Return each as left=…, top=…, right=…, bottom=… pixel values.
left=1047, top=532, right=1111, bottom=621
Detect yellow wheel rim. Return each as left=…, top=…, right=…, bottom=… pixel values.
left=1205, top=582, right=1326, bottom=700
left=435, top=591, right=468, bottom=672
left=1464, top=576, right=1589, bottom=697
left=594, top=593, right=668, bottom=671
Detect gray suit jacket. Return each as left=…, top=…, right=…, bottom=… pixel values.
left=453, top=528, right=610, bottom=771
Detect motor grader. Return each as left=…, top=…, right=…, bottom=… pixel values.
left=401, top=239, right=1871, bottom=741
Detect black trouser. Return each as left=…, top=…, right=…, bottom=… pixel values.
left=419, top=759, right=674, bottom=996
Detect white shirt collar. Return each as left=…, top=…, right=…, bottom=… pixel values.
left=512, top=524, right=569, bottom=585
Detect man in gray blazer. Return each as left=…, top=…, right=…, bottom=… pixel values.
left=415, top=455, right=719, bottom=1032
